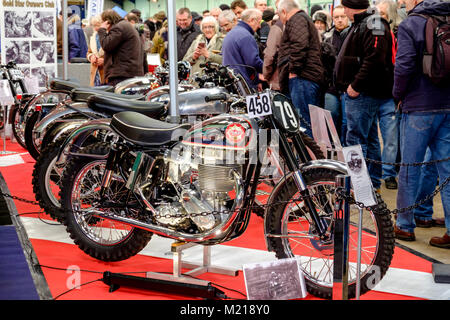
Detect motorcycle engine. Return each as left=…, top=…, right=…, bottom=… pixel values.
left=153, top=145, right=242, bottom=233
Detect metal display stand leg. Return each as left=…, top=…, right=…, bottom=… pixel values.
left=146, top=241, right=239, bottom=286
left=333, top=175, right=351, bottom=300
left=356, top=207, right=363, bottom=300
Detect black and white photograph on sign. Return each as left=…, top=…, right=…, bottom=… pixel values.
left=5, top=41, right=30, bottom=64
left=243, top=258, right=306, bottom=300
left=32, top=11, right=55, bottom=38
left=31, top=41, right=55, bottom=64
left=346, top=150, right=363, bottom=174
left=31, top=66, right=55, bottom=87
left=4, top=11, right=32, bottom=38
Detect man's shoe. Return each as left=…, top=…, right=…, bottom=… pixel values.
left=415, top=217, right=446, bottom=228
left=415, top=217, right=433, bottom=228
left=394, top=225, right=416, bottom=241
left=432, top=218, right=445, bottom=228
left=429, top=233, right=450, bottom=249
left=384, top=177, right=398, bottom=190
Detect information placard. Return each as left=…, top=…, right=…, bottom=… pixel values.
left=243, top=258, right=307, bottom=300
left=342, top=145, right=377, bottom=207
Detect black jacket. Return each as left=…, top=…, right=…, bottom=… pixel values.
left=322, top=26, right=350, bottom=96
left=334, top=11, right=394, bottom=99
left=277, top=10, right=324, bottom=93
left=177, top=21, right=201, bottom=61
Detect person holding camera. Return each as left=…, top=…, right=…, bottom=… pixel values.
left=183, top=16, right=224, bottom=75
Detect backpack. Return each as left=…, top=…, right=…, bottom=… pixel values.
left=411, top=14, right=450, bottom=86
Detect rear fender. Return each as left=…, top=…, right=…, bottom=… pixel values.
left=56, top=118, right=113, bottom=163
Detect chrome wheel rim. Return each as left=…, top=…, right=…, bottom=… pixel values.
left=70, top=160, right=133, bottom=245
left=280, top=181, right=379, bottom=289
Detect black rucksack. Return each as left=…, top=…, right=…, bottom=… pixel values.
left=411, top=14, right=450, bottom=86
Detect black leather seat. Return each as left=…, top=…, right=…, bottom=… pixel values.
left=49, top=79, right=81, bottom=92
left=110, top=111, right=191, bottom=146
left=70, top=88, right=143, bottom=103
left=87, top=95, right=167, bottom=118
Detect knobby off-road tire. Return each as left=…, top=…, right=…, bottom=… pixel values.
left=265, top=168, right=395, bottom=299
left=59, top=142, right=153, bottom=262
left=32, top=134, right=70, bottom=222
left=24, top=111, right=42, bottom=160
left=11, top=106, right=28, bottom=149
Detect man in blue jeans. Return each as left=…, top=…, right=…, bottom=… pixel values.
left=277, top=0, right=324, bottom=138
left=334, top=0, right=395, bottom=191
left=413, top=149, right=445, bottom=228
left=393, top=0, right=450, bottom=248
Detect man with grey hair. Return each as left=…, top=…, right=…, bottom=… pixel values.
left=277, top=0, right=324, bottom=137
left=218, top=10, right=238, bottom=34
left=222, top=8, right=264, bottom=89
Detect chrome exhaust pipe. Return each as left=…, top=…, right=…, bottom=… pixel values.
left=87, top=171, right=245, bottom=243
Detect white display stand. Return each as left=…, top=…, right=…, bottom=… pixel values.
left=146, top=241, right=239, bottom=286
left=0, top=80, right=17, bottom=155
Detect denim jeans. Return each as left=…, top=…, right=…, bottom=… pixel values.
left=396, top=112, right=450, bottom=235
left=288, top=77, right=321, bottom=138
left=324, top=93, right=347, bottom=145
left=413, top=148, right=438, bottom=221
left=378, top=98, right=399, bottom=180
left=344, top=93, right=382, bottom=189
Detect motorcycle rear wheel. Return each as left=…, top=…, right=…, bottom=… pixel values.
left=265, top=167, right=395, bottom=299
left=60, top=142, right=153, bottom=262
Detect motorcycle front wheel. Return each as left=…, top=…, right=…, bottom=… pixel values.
left=265, top=167, right=395, bottom=299
left=59, top=142, right=153, bottom=262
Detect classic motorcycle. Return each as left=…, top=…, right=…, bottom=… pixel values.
left=24, top=62, right=193, bottom=160
left=58, top=89, right=395, bottom=299
left=32, top=64, right=323, bottom=222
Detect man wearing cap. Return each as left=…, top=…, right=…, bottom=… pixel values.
left=192, top=12, right=203, bottom=26
left=334, top=0, right=394, bottom=191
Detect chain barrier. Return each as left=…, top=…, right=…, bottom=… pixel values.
left=364, top=156, right=450, bottom=167
left=2, top=174, right=448, bottom=221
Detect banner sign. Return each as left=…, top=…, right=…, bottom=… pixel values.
left=0, top=0, right=58, bottom=89
left=87, top=0, right=104, bottom=20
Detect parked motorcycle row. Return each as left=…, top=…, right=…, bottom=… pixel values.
left=1, top=61, right=395, bottom=299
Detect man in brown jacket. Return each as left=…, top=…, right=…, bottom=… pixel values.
left=98, top=9, right=146, bottom=86
left=277, top=0, right=324, bottom=137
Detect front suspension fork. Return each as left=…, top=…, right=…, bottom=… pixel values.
left=279, top=130, right=328, bottom=238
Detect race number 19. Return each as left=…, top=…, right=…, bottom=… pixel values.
left=246, top=92, right=272, bottom=118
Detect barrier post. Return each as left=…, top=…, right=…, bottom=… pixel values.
left=333, top=174, right=351, bottom=300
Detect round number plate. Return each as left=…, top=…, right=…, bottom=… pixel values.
left=272, top=94, right=300, bottom=133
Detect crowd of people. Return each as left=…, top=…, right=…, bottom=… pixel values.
left=58, top=0, right=449, bottom=248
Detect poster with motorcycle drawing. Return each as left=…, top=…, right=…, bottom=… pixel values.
left=0, top=1, right=57, bottom=88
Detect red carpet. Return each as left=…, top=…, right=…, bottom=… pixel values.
left=0, top=139, right=434, bottom=300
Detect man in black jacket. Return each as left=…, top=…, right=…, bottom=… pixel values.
left=323, top=5, right=349, bottom=143
left=334, top=0, right=394, bottom=191
left=176, top=8, right=201, bottom=61
left=277, top=0, right=324, bottom=137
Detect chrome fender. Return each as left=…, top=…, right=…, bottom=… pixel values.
left=263, top=159, right=348, bottom=252
left=33, top=102, right=102, bottom=137
left=56, top=118, right=113, bottom=163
